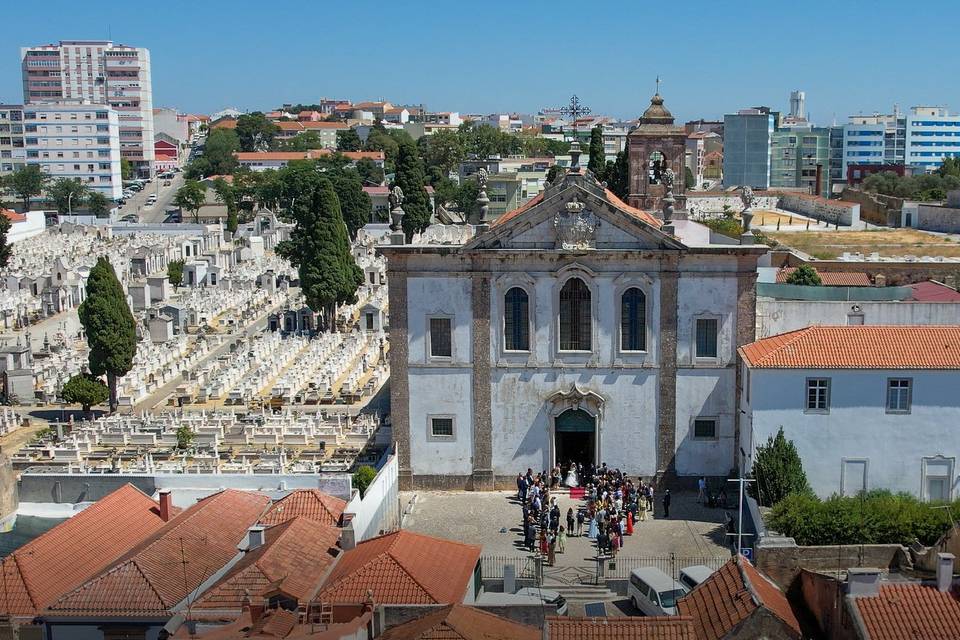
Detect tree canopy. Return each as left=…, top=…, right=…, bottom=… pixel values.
left=862, top=170, right=960, bottom=201
left=61, top=373, right=109, bottom=417
left=588, top=126, right=605, bottom=178
left=185, top=128, right=239, bottom=179
left=3, top=165, right=46, bottom=211
left=336, top=129, right=362, bottom=152
left=120, top=158, right=134, bottom=181
left=394, top=141, right=432, bottom=239
left=48, top=178, right=89, bottom=214
left=749, top=427, right=812, bottom=506
left=274, top=131, right=325, bottom=152
left=607, top=151, right=629, bottom=199
left=785, top=264, right=823, bottom=286
left=87, top=191, right=111, bottom=218
left=77, top=257, right=136, bottom=412
left=174, top=180, right=206, bottom=223
left=235, top=112, right=279, bottom=152
left=167, top=259, right=184, bottom=287
left=0, top=213, right=10, bottom=269
left=332, top=171, right=372, bottom=239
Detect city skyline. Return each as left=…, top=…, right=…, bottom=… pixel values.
left=1, top=0, right=958, bottom=121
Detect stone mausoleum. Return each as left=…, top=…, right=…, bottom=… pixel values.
left=382, top=146, right=765, bottom=490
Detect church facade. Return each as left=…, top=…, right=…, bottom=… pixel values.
left=382, top=154, right=765, bottom=490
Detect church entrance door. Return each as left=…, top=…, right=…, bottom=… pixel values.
left=554, top=408, right=596, bottom=470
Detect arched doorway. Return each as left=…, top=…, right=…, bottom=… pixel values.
left=555, top=408, right=596, bottom=470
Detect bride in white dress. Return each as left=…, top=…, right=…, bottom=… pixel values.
left=564, top=462, right=579, bottom=488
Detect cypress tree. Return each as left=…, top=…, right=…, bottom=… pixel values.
left=276, top=174, right=362, bottom=330
left=588, top=126, right=606, bottom=178
left=77, top=257, right=137, bottom=412
left=332, top=172, right=372, bottom=240
left=608, top=150, right=630, bottom=199
left=394, top=141, right=431, bottom=240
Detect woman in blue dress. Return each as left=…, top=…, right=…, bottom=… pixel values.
left=587, top=512, right=599, bottom=539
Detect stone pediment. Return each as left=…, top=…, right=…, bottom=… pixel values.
left=464, top=179, right=685, bottom=252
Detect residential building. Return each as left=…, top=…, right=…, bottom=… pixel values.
left=686, top=131, right=721, bottom=189
left=0, top=104, right=26, bottom=177
left=154, top=134, right=179, bottom=173
left=152, top=106, right=189, bottom=144
left=770, top=127, right=830, bottom=197
left=739, top=326, right=960, bottom=500
left=380, top=152, right=766, bottom=490
left=723, top=109, right=774, bottom=189
left=21, top=40, right=155, bottom=177
left=842, top=111, right=907, bottom=177
left=235, top=150, right=384, bottom=172
left=906, top=105, right=960, bottom=172
left=382, top=605, right=539, bottom=640
left=704, top=150, right=723, bottom=181
left=424, top=111, right=462, bottom=126
left=272, top=120, right=348, bottom=149
left=23, top=102, right=122, bottom=200
left=383, top=107, right=410, bottom=124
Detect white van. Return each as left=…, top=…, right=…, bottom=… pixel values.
left=678, top=565, right=716, bottom=591
left=628, top=567, right=687, bottom=616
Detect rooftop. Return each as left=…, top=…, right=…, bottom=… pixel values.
left=739, top=326, right=960, bottom=369
left=851, top=583, right=960, bottom=640
left=547, top=616, right=695, bottom=640
left=380, top=604, right=539, bottom=640
left=258, top=489, right=346, bottom=527
left=775, top=267, right=872, bottom=286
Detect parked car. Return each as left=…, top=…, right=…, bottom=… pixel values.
left=163, top=180, right=171, bottom=186
left=513, top=587, right=568, bottom=616
left=678, top=565, right=716, bottom=592
left=147, top=194, right=157, bottom=203
left=628, top=567, right=686, bottom=616
left=120, top=214, right=138, bottom=223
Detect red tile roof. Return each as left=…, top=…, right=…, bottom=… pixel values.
left=47, top=490, right=271, bottom=618
left=776, top=267, right=872, bottom=286
left=490, top=192, right=544, bottom=227
left=851, top=583, right=960, bottom=640
left=739, top=326, right=960, bottom=370
left=212, top=118, right=238, bottom=129
left=0, top=484, right=174, bottom=617
left=316, top=530, right=480, bottom=605
left=192, top=517, right=340, bottom=612
left=677, top=555, right=801, bottom=640
left=381, top=604, right=539, bottom=639
left=1, top=209, right=26, bottom=223
left=908, top=281, right=960, bottom=302
left=236, top=150, right=383, bottom=163
left=547, top=616, right=694, bottom=640
left=259, top=489, right=346, bottom=527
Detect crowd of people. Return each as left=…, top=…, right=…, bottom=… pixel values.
left=516, top=463, right=675, bottom=564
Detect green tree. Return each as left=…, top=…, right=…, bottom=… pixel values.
left=421, top=129, right=465, bottom=179
left=937, top=157, right=960, bottom=178
left=684, top=166, right=695, bottom=191
left=364, top=127, right=400, bottom=173
left=235, top=112, right=279, bottom=152
left=174, top=180, right=206, bottom=223
left=77, top=257, right=136, bottom=412
left=460, top=123, right=521, bottom=159
left=607, top=151, right=630, bottom=199
left=5, top=165, right=46, bottom=211
left=352, top=465, right=376, bottom=498
left=332, top=172, right=372, bottom=239
left=0, top=213, right=10, bottom=269
left=61, top=373, right=108, bottom=418
left=274, top=131, right=325, bottom=152
left=48, top=178, right=89, bottom=214
left=87, top=191, right=111, bottom=218
left=355, top=158, right=385, bottom=186
left=120, top=158, right=134, bottom=181
left=394, top=141, right=431, bottom=240
left=546, top=165, right=563, bottom=184
left=749, top=427, right=812, bottom=507
left=176, top=425, right=195, bottom=450
left=275, top=173, right=363, bottom=329
left=785, top=264, right=823, bottom=286
left=455, top=177, right=480, bottom=219
left=185, top=128, right=240, bottom=179
left=336, top=128, right=362, bottom=152
left=588, top=126, right=606, bottom=178
left=211, top=177, right=239, bottom=233
left=167, top=259, right=184, bottom=287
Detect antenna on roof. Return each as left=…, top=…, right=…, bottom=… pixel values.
left=655, top=75, right=661, bottom=95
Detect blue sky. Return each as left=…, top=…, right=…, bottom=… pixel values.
left=2, top=0, right=957, bottom=123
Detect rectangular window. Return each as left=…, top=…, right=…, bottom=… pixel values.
left=886, top=378, right=912, bottom=413
left=806, top=378, right=831, bottom=412
left=429, top=317, right=452, bottom=358
left=695, top=318, right=718, bottom=358
left=430, top=416, right=454, bottom=438
left=693, top=418, right=717, bottom=440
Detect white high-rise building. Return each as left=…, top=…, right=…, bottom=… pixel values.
left=905, top=106, right=960, bottom=172
left=20, top=40, right=154, bottom=178
left=789, top=90, right=806, bottom=120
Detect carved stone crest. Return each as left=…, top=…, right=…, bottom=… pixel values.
left=553, top=196, right=597, bottom=250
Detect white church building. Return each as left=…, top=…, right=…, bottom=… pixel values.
left=382, top=150, right=766, bottom=490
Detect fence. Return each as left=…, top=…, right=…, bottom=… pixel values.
left=603, top=554, right=731, bottom=581
left=481, top=555, right=539, bottom=582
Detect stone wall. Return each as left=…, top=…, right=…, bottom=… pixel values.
left=755, top=536, right=907, bottom=590
left=0, top=453, right=17, bottom=521
left=800, top=570, right=858, bottom=640
left=840, top=188, right=903, bottom=226
left=686, top=192, right=781, bottom=214
left=775, top=251, right=960, bottom=290
left=916, top=203, right=960, bottom=233
left=779, top=193, right=860, bottom=226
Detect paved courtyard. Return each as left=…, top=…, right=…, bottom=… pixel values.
left=400, top=489, right=732, bottom=564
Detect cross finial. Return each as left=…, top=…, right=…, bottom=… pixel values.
left=655, top=75, right=661, bottom=95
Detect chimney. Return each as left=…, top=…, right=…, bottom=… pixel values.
left=246, top=525, right=266, bottom=550
left=937, top=552, right=955, bottom=592
left=158, top=490, right=172, bottom=521
left=874, top=274, right=886, bottom=287
left=249, top=599, right=265, bottom=626
left=847, top=568, right=882, bottom=597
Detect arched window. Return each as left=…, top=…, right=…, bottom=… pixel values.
left=621, top=287, right=646, bottom=351
left=648, top=150, right=665, bottom=184
left=559, top=278, right=591, bottom=351
left=504, top=287, right=529, bottom=351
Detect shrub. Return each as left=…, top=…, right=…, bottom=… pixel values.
left=353, top=465, right=377, bottom=498
left=768, top=490, right=960, bottom=546
left=785, top=264, right=822, bottom=286
left=749, top=427, right=811, bottom=506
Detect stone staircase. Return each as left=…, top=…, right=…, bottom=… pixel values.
left=541, top=580, right=620, bottom=603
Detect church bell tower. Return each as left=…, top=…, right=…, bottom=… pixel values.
left=627, top=85, right=687, bottom=213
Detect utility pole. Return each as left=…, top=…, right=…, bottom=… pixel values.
left=727, top=477, right=755, bottom=556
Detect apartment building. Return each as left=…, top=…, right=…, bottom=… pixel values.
left=906, top=106, right=960, bottom=171
left=723, top=109, right=775, bottom=189
left=23, top=103, right=122, bottom=200
left=21, top=40, right=154, bottom=177
left=771, top=126, right=831, bottom=197
left=0, top=105, right=26, bottom=177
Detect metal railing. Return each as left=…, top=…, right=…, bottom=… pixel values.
left=480, top=555, right=539, bottom=581
left=603, top=554, right=731, bottom=580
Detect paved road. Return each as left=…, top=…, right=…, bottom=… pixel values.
left=117, top=172, right=185, bottom=223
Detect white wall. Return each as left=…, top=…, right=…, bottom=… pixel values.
left=8, top=211, right=46, bottom=243
left=344, top=450, right=399, bottom=542
left=757, top=299, right=960, bottom=337
left=746, top=368, right=960, bottom=499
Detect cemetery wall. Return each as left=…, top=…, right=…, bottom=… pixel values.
left=343, top=448, right=399, bottom=545
left=779, top=193, right=861, bottom=226
left=755, top=536, right=907, bottom=589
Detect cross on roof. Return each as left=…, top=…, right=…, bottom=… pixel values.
left=550, top=95, right=591, bottom=132
left=656, top=75, right=661, bottom=95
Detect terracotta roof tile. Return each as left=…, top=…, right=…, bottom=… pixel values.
left=490, top=192, right=544, bottom=227
left=677, top=556, right=800, bottom=640
left=2, top=209, right=26, bottom=223
left=852, top=583, right=960, bottom=640
left=547, top=616, right=694, bottom=640
left=0, top=484, right=173, bottom=617
left=259, top=489, right=346, bottom=527
left=316, top=530, right=480, bottom=605
left=47, top=490, right=270, bottom=618
left=603, top=187, right=663, bottom=227
left=381, top=604, right=539, bottom=639
left=908, top=281, right=960, bottom=302
left=739, top=326, right=960, bottom=369
left=776, top=267, right=872, bottom=286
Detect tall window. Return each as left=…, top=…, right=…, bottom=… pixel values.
left=620, top=288, right=646, bottom=351
left=559, top=278, right=591, bottom=351
left=504, top=287, right=529, bottom=351
left=806, top=378, right=830, bottom=412
left=886, top=378, right=912, bottom=414
left=429, top=317, right=452, bottom=358
left=695, top=318, right=718, bottom=358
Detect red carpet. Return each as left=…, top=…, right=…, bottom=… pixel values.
left=569, top=487, right=586, bottom=500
